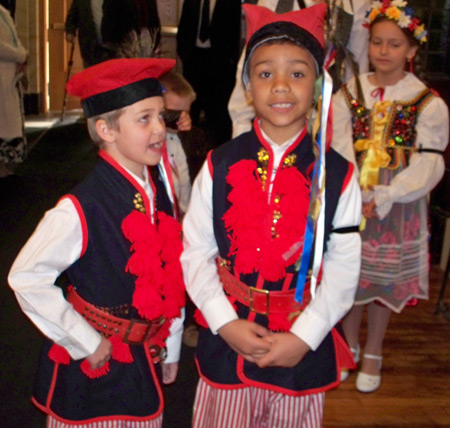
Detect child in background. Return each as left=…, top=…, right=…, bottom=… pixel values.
left=8, top=58, right=185, bottom=427
left=181, top=4, right=362, bottom=427
left=160, top=70, right=211, bottom=217
left=160, top=70, right=211, bottom=348
left=332, top=1, right=449, bottom=393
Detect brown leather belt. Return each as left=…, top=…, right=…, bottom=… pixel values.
left=66, top=286, right=166, bottom=346
left=218, top=263, right=309, bottom=316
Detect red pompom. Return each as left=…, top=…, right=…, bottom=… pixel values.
left=226, top=159, right=257, bottom=186
left=151, top=322, right=171, bottom=349
left=80, top=359, right=110, bottom=378
left=133, top=286, right=163, bottom=319
left=122, top=210, right=156, bottom=242
left=223, top=156, right=310, bottom=282
left=126, top=250, right=164, bottom=281
left=110, top=335, right=134, bottom=363
left=48, top=344, right=71, bottom=365
left=268, top=314, right=292, bottom=332
left=122, top=204, right=185, bottom=324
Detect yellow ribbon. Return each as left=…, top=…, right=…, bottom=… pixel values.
left=354, top=101, right=393, bottom=230
left=354, top=100, right=393, bottom=191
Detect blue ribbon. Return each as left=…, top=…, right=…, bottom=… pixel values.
left=295, top=128, right=322, bottom=303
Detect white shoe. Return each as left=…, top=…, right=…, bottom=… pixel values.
left=356, top=354, right=382, bottom=393
left=340, top=345, right=360, bottom=382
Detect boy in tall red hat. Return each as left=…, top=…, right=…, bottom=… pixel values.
left=181, top=5, right=362, bottom=427
left=8, top=58, right=185, bottom=427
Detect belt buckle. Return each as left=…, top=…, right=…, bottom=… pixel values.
left=249, top=287, right=269, bottom=315
left=123, top=319, right=152, bottom=345
left=149, top=345, right=168, bottom=363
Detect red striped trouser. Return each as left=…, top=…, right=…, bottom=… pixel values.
left=192, top=378, right=325, bottom=428
left=47, top=414, right=163, bottom=428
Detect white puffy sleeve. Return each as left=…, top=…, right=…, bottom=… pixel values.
left=181, top=161, right=239, bottom=333
left=374, top=96, right=449, bottom=219
left=8, top=198, right=102, bottom=360
left=332, top=86, right=358, bottom=168
left=291, top=170, right=362, bottom=350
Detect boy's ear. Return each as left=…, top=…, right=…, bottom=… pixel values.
left=245, top=83, right=254, bottom=104
left=95, top=119, right=115, bottom=143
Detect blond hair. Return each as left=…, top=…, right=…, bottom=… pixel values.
left=86, top=108, right=125, bottom=146
left=159, top=70, right=196, bottom=102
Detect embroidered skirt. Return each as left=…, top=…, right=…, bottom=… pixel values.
left=355, top=168, right=429, bottom=312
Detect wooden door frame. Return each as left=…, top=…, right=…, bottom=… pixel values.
left=37, top=0, right=183, bottom=114
left=36, top=0, right=47, bottom=113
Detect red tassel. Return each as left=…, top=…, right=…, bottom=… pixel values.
left=133, top=286, right=164, bottom=319
left=151, top=322, right=171, bottom=349
left=80, top=359, right=110, bottom=378
left=157, top=211, right=182, bottom=239
left=223, top=158, right=309, bottom=282
left=110, top=335, right=134, bottom=363
left=122, top=202, right=185, bottom=327
left=226, top=160, right=257, bottom=186
left=126, top=248, right=163, bottom=279
left=163, top=296, right=182, bottom=319
left=268, top=314, right=292, bottom=332
left=48, top=344, right=71, bottom=365
left=122, top=210, right=156, bottom=242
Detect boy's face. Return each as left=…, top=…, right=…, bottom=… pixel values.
left=163, top=91, right=193, bottom=131
left=103, top=96, right=166, bottom=177
left=164, top=92, right=192, bottom=113
left=245, top=42, right=316, bottom=144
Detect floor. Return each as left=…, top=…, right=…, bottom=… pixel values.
left=0, top=114, right=449, bottom=428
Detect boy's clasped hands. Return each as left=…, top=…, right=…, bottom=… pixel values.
left=218, top=319, right=310, bottom=368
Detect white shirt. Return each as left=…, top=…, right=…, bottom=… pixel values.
left=332, top=72, right=449, bottom=219
left=166, top=131, right=192, bottom=216
left=9, top=165, right=184, bottom=363
left=181, top=132, right=362, bottom=351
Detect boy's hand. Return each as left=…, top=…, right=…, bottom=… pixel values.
left=255, top=332, right=310, bottom=368
left=177, top=111, right=192, bottom=132
left=86, top=336, right=112, bottom=369
left=162, top=362, right=179, bottom=384
left=218, top=319, right=271, bottom=363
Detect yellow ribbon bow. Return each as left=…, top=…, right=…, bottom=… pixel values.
left=354, top=100, right=393, bottom=191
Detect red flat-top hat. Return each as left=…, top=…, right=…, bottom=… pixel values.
left=242, top=4, right=327, bottom=87
left=66, top=58, right=176, bottom=118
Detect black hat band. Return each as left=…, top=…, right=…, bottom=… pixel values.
left=243, top=22, right=324, bottom=88
left=82, top=78, right=164, bottom=118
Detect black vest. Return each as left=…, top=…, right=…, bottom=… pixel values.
left=196, top=128, right=352, bottom=394
left=33, top=153, right=173, bottom=421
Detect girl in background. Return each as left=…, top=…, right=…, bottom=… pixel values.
left=332, top=0, right=449, bottom=393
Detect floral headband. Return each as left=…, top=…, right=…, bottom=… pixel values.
left=364, top=0, right=427, bottom=44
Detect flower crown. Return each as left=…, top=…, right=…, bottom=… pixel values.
left=364, top=0, right=427, bottom=44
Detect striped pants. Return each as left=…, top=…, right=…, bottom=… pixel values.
left=192, top=378, right=325, bottom=428
left=47, top=414, right=163, bottom=428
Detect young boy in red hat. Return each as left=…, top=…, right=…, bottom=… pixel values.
left=181, top=5, right=362, bottom=427
left=8, top=58, right=185, bottom=427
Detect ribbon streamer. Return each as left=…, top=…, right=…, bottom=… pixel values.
left=295, top=66, right=333, bottom=303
